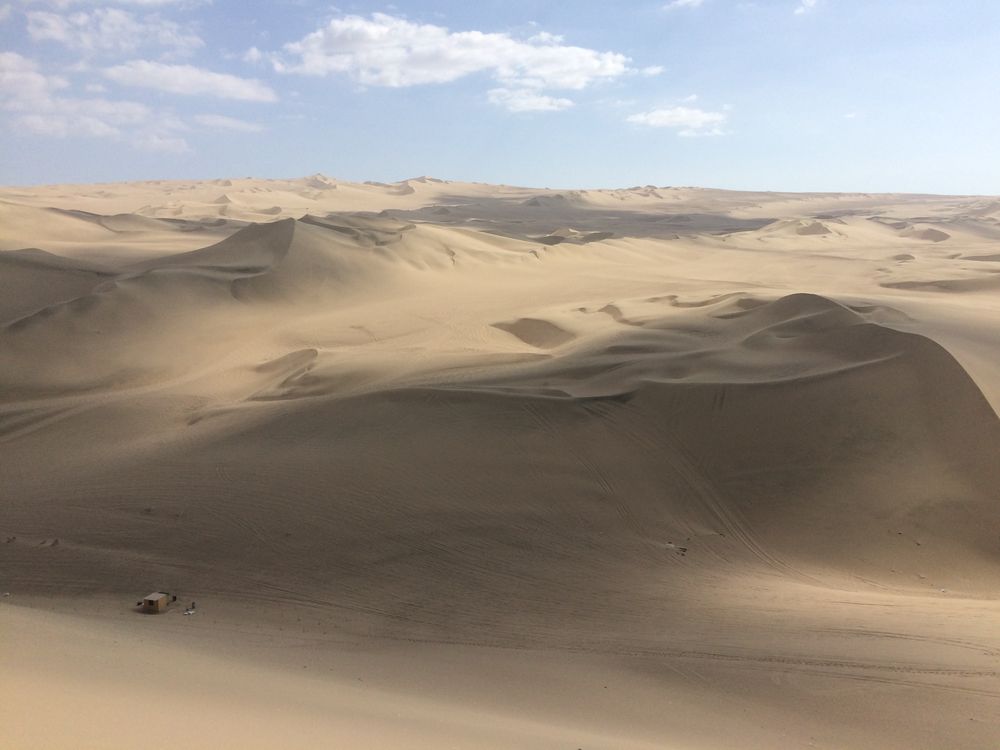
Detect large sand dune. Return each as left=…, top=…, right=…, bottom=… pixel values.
left=2, top=176, right=999, bottom=749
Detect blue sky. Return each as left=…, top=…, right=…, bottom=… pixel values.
left=1, top=0, right=998, bottom=192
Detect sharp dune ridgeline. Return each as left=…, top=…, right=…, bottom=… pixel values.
left=2, top=176, right=1000, bottom=750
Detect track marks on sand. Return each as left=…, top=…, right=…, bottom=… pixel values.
left=579, top=394, right=826, bottom=585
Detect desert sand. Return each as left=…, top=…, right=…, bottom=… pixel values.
left=1, top=175, right=999, bottom=749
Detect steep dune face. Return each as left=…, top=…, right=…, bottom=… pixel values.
left=0, top=219, right=322, bottom=394
left=630, top=323, right=1000, bottom=587
left=127, top=217, right=298, bottom=274
left=468, top=294, right=1000, bottom=591
left=0, top=249, right=114, bottom=323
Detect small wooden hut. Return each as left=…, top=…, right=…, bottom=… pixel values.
left=141, top=592, right=170, bottom=614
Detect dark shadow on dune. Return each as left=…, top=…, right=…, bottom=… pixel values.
left=882, top=277, right=1000, bottom=293
left=332, top=193, right=777, bottom=241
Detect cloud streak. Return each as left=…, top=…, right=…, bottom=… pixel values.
left=193, top=113, right=264, bottom=132
left=627, top=105, right=728, bottom=136
left=104, top=60, right=277, bottom=101
left=487, top=88, right=573, bottom=112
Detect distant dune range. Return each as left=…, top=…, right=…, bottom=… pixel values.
left=2, top=176, right=999, bottom=750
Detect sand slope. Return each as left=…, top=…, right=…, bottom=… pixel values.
left=1, top=177, right=999, bottom=749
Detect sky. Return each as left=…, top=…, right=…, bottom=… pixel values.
left=0, top=0, right=998, bottom=193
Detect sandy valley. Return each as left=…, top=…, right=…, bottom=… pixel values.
left=2, top=175, right=999, bottom=748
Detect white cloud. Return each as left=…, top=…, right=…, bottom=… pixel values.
left=794, top=0, right=819, bottom=14
left=7, top=90, right=150, bottom=138
left=27, top=8, right=202, bottom=56
left=487, top=87, right=573, bottom=112
left=627, top=105, right=728, bottom=136
left=0, top=51, right=68, bottom=104
left=640, top=65, right=665, bottom=76
left=193, top=113, right=264, bottom=132
left=104, top=60, right=278, bottom=101
left=0, top=52, right=190, bottom=151
left=665, top=0, right=705, bottom=8
left=13, top=98, right=148, bottom=138
left=243, top=46, right=263, bottom=64
left=528, top=31, right=564, bottom=45
left=272, top=12, right=631, bottom=111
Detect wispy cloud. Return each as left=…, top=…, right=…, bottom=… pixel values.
left=0, top=51, right=68, bottom=103
left=271, top=13, right=633, bottom=112
left=104, top=60, right=278, bottom=101
left=193, top=113, right=264, bottom=132
left=487, top=88, right=573, bottom=112
left=794, top=0, right=819, bottom=14
left=627, top=105, right=728, bottom=136
left=664, top=0, right=705, bottom=8
left=242, top=46, right=263, bottom=64
left=13, top=98, right=150, bottom=138
left=26, top=8, right=202, bottom=56
left=0, top=51, right=188, bottom=150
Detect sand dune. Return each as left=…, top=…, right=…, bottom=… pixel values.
left=2, top=177, right=999, bottom=749
left=901, top=226, right=951, bottom=242
left=0, top=249, right=113, bottom=323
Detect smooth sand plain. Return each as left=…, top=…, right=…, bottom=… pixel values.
left=2, top=175, right=999, bottom=748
